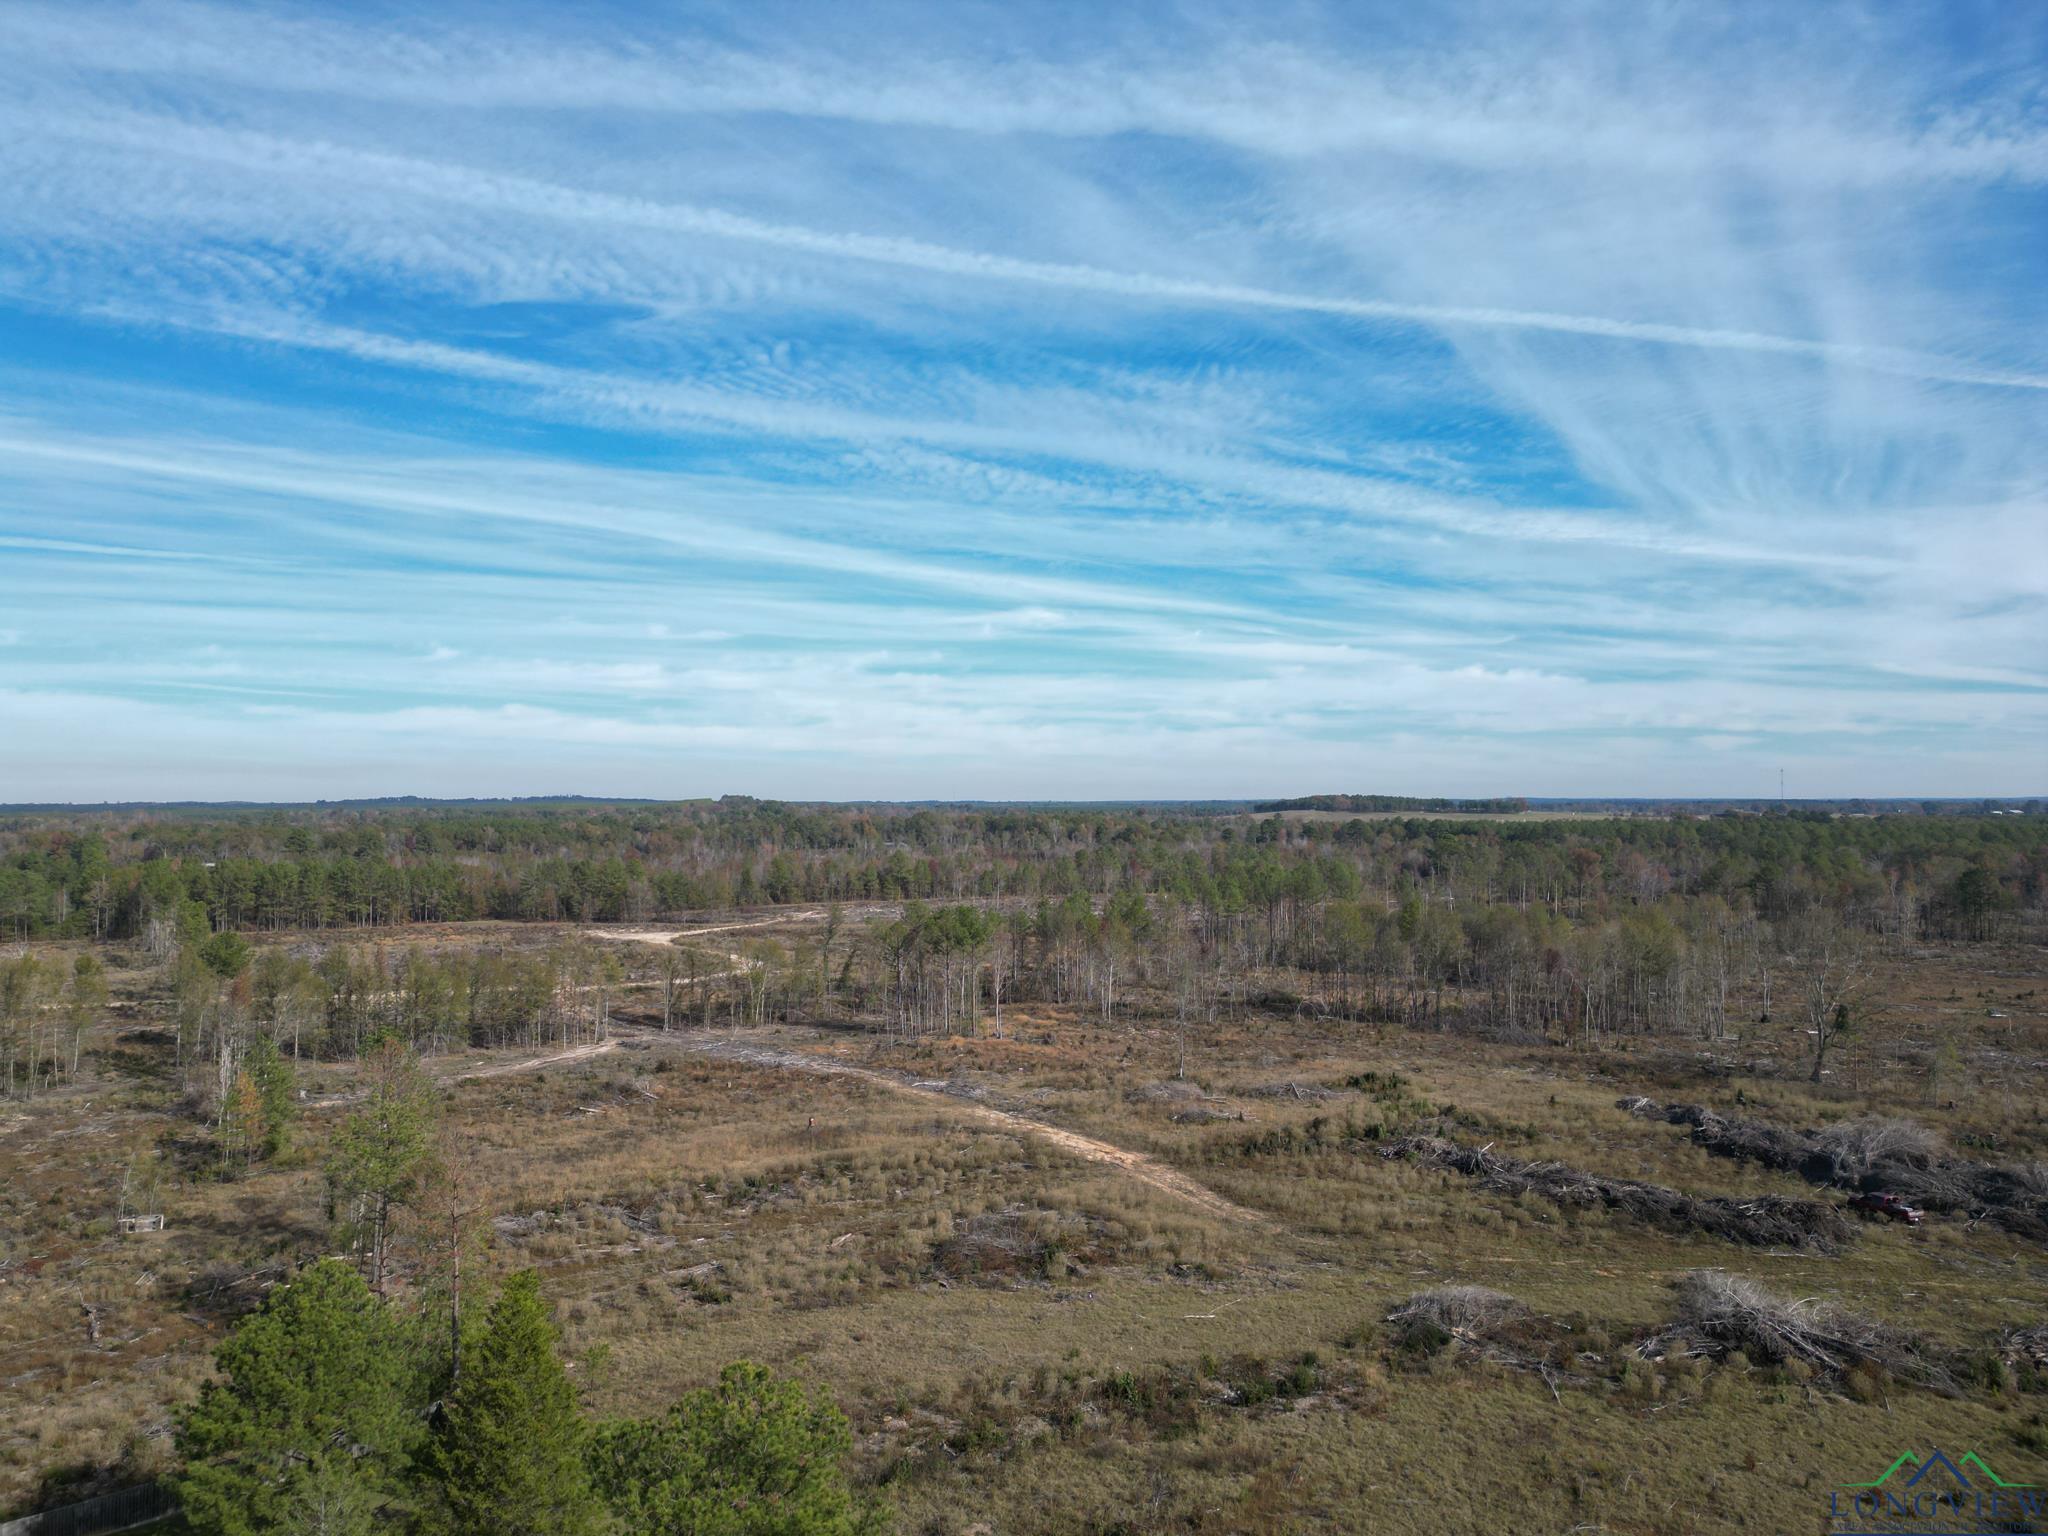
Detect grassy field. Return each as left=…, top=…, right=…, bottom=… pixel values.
left=3, top=924, right=2045, bottom=1534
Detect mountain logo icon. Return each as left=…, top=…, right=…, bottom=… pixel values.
left=1844, top=1449, right=2036, bottom=1492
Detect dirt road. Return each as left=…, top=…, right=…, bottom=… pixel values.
left=455, top=1037, right=620, bottom=1080
left=669, top=1032, right=1267, bottom=1227
left=304, top=1037, right=622, bottom=1108
left=588, top=913, right=826, bottom=949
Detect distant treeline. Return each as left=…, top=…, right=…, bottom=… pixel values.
left=1, top=800, right=2041, bottom=1093
left=1254, top=795, right=1531, bottom=815
left=0, top=798, right=2040, bottom=948
left=1254, top=793, right=2044, bottom=817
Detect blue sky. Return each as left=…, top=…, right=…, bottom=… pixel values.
left=0, top=0, right=2043, bottom=801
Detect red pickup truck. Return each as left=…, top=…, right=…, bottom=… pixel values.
left=1848, top=1191, right=1924, bottom=1224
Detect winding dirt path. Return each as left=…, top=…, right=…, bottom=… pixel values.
left=455, top=1037, right=620, bottom=1080
left=586, top=915, right=827, bottom=984
left=304, top=1037, right=622, bottom=1108
left=669, top=1033, right=1268, bottom=1227
left=588, top=913, right=825, bottom=949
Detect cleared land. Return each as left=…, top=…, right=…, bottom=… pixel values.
left=3, top=908, right=2045, bottom=1535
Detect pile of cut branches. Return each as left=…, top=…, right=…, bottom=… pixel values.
left=1243, top=1080, right=1338, bottom=1102
left=927, top=1204, right=1112, bottom=1285
left=1639, top=1271, right=1955, bottom=1393
left=1386, top=1285, right=1528, bottom=1346
left=1998, top=1323, right=2048, bottom=1379
left=1130, top=1080, right=1206, bottom=1104
left=1382, top=1134, right=1855, bottom=1252
left=1385, top=1285, right=1581, bottom=1396
left=1618, top=1098, right=2048, bottom=1241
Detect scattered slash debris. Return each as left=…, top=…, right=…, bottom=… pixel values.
left=912, top=1078, right=988, bottom=1102
left=1243, top=1081, right=1338, bottom=1102
left=1382, top=1134, right=1856, bottom=1252
left=1130, top=1078, right=1245, bottom=1122
left=1618, top=1098, right=2048, bottom=1241
left=1638, top=1271, right=1955, bottom=1393
left=1130, top=1080, right=1206, bottom=1104
left=1386, top=1284, right=1526, bottom=1344
left=1998, top=1323, right=2048, bottom=1378
left=493, top=1209, right=554, bottom=1238
left=927, top=1205, right=1113, bottom=1285
left=1384, top=1286, right=1578, bottom=1398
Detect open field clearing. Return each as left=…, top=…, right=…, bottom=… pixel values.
left=8, top=0, right=2045, bottom=1525
left=5, top=916, right=2046, bottom=1533
left=666, top=1031, right=1271, bottom=1226
left=2, top=801, right=2043, bottom=1533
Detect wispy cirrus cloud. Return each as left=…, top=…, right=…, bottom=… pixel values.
left=10, top=3, right=2048, bottom=185
left=15, top=110, right=2047, bottom=393
left=0, top=0, right=2041, bottom=798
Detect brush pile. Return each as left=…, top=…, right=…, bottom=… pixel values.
left=1131, top=1080, right=1205, bottom=1104
left=1385, top=1285, right=1579, bottom=1393
left=1244, top=1080, right=1338, bottom=1101
left=1386, top=1285, right=1528, bottom=1346
left=927, top=1205, right=1112, bottom=1284
left=1815, top=1118, right=1942, bottom=1181
left=1618, top=1099, right=2048, bottom=1241
left=1640, top=1271, right=1953, bottom=1392
left=1382, top=1134, right=1855, bottom=1252
left=1998, top=1323, right=2048, bottom=1379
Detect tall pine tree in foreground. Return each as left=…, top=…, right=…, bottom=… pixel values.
left=324, top=1035, right=436, bottom=1292
left=174, top=1259, right=421, bottom=1536
left=423, top=1269, right=600, bottom=1536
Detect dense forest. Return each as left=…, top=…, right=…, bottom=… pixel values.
left=0, top=799, right=2040, bottom=944
left=1, top=800, right=2041, bottom=1098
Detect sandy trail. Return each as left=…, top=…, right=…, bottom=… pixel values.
left=304, top=1037, right=621, bottom=1107
left=587, top=913, right=832, bottom=987
left=590, top=913, right=826, bottom=949
left=669, top=1033, right=1267, bottom=1227
left=315, top=1020, right=1261, bottom=1227
left=455, top=1037, right=620, bottom=1080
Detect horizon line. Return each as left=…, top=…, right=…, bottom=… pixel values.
left=2, top=793, right=2042, bottom=813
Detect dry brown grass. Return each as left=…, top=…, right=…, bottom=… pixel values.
left=2, top=926, right=2045, bottom=1530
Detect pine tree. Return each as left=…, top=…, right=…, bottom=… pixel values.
left=245, top=1033, right=296, bottom=1159
left=324, top=1036, right=435, bottom=1289
left=218, top=1069, right=263, bottom=1174
left=590, top=1361, right=885, bottom=1536
left=198, top=929, right=253, bottom=981
left=174, top=1259, right=422, bottom=1536
left=64, top=952, right=106, bottom=1080
left=423, top=1269, right=600, bottom=1536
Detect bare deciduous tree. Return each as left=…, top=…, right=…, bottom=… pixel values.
left=1785, top=911, right=1871, bottom=1083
